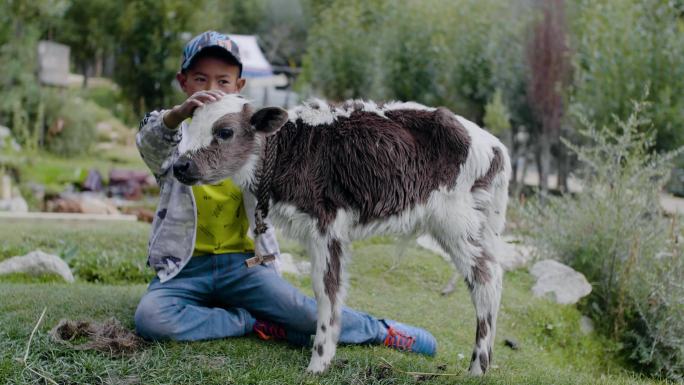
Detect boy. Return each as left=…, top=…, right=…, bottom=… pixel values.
left=134, top=30, right=437, bottom=355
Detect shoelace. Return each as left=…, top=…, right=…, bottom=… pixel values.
left=253, top=321, right=286, bottom=340
left=383, top=326, right=415, bottom=351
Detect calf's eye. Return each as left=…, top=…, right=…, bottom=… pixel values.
left=216, top=128, right=234, bottom=140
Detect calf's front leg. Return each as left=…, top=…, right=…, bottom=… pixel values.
left=306, top=237, right=346, bottom=374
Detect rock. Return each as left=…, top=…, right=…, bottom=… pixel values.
left=530, top=260, right=592, bottom=305
left=0, top=196, right=29, bottom=212
left=0, top=186, right=29, bottom=212
left=0, top=250, right=74, bottom=282
left=121, top=206, right=155, bottom=223
left=504, top=338, right=520, bottom=350
left=278, top=253, right=311, bottom=276
left=579, top=316, right=594, bottom=334
left=82, top=169, right=104, bottom=192
left=1, top=174, right=10, bottom=200
left=498, top=235, right=536, bottom=271
left=79, top=196, right=119, bottom=215
left=0, top=125, right=21, bottom=151
left=47, top=193, right=120, bottom=215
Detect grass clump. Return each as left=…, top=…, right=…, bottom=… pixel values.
left=520, top=102, right=684, bottom=381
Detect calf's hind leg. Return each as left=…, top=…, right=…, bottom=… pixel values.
left=305, top=236, right=347, bottom=374
left=430, top=214, right=502, bottom=375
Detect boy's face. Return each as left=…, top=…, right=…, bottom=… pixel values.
left=177, top=56, right=246, bottom=97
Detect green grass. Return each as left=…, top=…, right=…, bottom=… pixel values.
left=0, top=219, right=669, bottom=384
left=0, top=219, right=153, bottom=284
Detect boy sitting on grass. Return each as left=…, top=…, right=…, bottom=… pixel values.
left=134, top=30, right=437, bottom=356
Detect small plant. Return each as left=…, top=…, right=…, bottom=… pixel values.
left=520, top=101, right=684, bottom=381
left=44, top=96, right=99, bottom=157
left=483, top=88, right=512, bottom=138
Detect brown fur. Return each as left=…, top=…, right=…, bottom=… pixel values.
left=190, top=112, right=257, bottom=182
left=472, top=147, right=504, bottom=192
left=324, top=239, right=342, bottom=309
left=269, top=107, right=471, bottom=233
left=472, top=249, right=495, bottom=284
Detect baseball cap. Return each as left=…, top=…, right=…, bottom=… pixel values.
left=181, top=31, right=243, bottom=76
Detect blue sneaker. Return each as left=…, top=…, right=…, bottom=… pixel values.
left=380, top=320, right=437, bottom=356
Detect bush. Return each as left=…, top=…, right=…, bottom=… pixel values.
left=299, top=0, right=531, bottom=120
left=80, top=83, right=137, bottom=127
left=569, top=0, right=684, bottom=151
left=520, top=103, right=684, bottom=381
left=44, top=96, right=100, bottom=157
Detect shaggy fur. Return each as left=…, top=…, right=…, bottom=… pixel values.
left=173, top=95, right=511, bottom=375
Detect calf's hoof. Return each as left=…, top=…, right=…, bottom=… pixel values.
left=306, top=358, right=330, bottom=374
left=468, top=351, right=489, bottom=376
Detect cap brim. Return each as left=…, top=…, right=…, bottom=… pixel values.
left=182, top=45, right=243, bottom=74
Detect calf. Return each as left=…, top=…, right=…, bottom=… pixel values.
left=172, top=95, right=511, bottom=375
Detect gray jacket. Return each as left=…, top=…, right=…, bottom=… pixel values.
left=136, top=110, right=280, bottom=283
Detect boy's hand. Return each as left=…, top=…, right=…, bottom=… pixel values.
left=163, top=90, right=225, bottom=129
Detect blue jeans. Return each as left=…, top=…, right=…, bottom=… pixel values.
left=135, top=252, right=385, bottom=345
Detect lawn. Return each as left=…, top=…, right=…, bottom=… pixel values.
left=0, top=219, right=666, bottom=384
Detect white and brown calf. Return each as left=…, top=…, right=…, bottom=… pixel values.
left=172, top=94, right=511, bottom=375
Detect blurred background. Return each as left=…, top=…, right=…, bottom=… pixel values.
left=1, top=0, right=684, bottom=382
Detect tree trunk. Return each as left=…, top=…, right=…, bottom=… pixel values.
left=557, top=143, right=569, bottom=193
left=81, top=62, right=89, bottom=89
left=537, top=133, right=551, bottom=193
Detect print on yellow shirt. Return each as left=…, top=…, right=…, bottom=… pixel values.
left=192, top=179, right=255, bottom=256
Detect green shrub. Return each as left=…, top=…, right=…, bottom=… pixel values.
left=81, top=83, right=137, bottom=126
left=483, top=88, right=512, bottom=138
left=520, top=102, right=684, bottom=381
left=299, top=0, right=530, bottom=120
left=44, top=96, right=102, bottom=157
left=569, top=0, right=684, bottom=151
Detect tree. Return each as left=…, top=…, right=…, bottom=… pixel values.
left=526, top=0, right=570, bottom=192
left=114, top=0, right=198, bottom=116
left=57, top=0, right=119, bottom=87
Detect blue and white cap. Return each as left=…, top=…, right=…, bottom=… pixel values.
left=181, top=31, right=242, bottom=75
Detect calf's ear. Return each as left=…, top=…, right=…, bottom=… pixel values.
left=249, top=107, right=288, bottom=135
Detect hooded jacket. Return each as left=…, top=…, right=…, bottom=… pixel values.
left=136, top=110, right=280, bottom=283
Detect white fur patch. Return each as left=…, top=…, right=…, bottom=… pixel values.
left=289, top=99, right=336, bottom=126
left=178, top=94, right=250, bottom=155
left=382, top=101, right=435, bottom=112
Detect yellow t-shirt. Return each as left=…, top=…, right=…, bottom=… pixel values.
left=192, top=179, right=255, bottom=256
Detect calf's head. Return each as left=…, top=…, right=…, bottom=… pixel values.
left=172, top=94, right=288, bottom=185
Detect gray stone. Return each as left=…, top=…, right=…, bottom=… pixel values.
left=0, top=250, right=74, bottom=282
left=0, top=125, right=21, bottom=151
left=0, top=186, right=28, bottom=212
left=504, top=338, right=520, bottom=350
left=530, top=259, right=592, bottom=305
left=0, top=196, right=29, bottom=212
left=580, top=316, right=594, bottom=334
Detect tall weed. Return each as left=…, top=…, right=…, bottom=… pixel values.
left=520, top=102, right=684, bottom=381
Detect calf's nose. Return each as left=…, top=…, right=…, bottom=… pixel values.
left=172, top=157, right=199, bottom=184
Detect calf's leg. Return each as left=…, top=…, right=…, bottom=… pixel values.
left=429, top=202, right=502, bottom=375
left=305, top=236, right=347, bottom=374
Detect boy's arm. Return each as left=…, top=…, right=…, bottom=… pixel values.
left=136, top=90, right=225, bottom=178
left=136, top=110, right=182, bottom=178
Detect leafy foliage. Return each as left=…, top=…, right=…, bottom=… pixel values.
left=569, top=0, right=684, bottom=151
left=483, top=89, right=512, bottom=137
left=520, top=103, right=684, bottom=381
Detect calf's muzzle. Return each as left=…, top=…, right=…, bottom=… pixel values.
left=172, top=156, right=200, bottom=185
